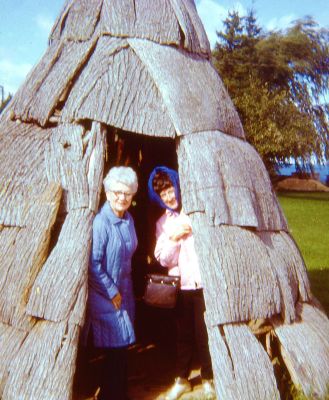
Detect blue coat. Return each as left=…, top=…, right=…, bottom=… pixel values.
left=84, top=202, right=138, bottom=348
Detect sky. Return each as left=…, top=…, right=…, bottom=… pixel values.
left=0, top=0, right=329, bottom=99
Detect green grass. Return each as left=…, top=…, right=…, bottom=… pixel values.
left=277, top=191, right=329, bottom=315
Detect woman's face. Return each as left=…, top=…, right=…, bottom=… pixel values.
left=106, top=182, right=134, bottom=218
left=159, top=185, right=178, bottom=210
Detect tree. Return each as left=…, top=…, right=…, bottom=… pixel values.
left=213, top=11, right=329, bottom=174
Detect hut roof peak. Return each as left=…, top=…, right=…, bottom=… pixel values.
left=49, top=0, right=211, bottom=57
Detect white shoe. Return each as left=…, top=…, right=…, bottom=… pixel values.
left=164, top=377, right=192, bottom=400
left=202, top=379, right=216, bottom=399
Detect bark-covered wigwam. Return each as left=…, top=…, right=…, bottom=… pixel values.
left=1, top=1, right=329, bottom=399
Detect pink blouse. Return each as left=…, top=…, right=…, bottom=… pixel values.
left=154, top=210, right=202, bottom=290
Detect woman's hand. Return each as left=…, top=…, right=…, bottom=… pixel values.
left=111, top=292, right=122, bottom=310
left=169, top=223, right=192, bottom=241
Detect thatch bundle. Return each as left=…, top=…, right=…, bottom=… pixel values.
left=1, top=0, right=328, bottom=399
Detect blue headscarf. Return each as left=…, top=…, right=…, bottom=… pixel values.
left=148, top=166, right=181, bottom=211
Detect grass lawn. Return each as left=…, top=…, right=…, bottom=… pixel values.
left=277, top=191, right=329, bottom=315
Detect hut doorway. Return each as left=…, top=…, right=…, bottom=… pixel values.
left=74, top=127, right=179, bottom=399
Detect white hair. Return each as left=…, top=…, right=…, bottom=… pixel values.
left=103, top=166, right=138, bottom=193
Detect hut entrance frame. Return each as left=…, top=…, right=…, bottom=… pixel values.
left=73, top=126, right=181, bottom=398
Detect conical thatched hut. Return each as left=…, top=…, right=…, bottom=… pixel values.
left=1, top=1, right=329, bottom=399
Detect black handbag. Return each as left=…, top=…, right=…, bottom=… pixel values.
left=143, top=273, right=180, bottom=309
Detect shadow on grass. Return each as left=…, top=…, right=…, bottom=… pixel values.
left=308, top=268, right=329, bottom=316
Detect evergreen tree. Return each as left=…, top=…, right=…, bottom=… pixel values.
left=213, top=11, right=329, bottom=174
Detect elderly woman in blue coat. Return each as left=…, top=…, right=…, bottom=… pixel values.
left=84, top=166, right=138, bottom=400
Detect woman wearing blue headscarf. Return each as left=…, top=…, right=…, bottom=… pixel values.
left=148, top=166, right=215, bottom=400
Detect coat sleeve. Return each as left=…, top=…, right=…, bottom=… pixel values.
left=89, top=216, right=119, bottom=300
left=154, top=219, right=180, bottom=269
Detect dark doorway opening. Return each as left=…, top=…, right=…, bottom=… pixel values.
left=74, top=126, right=180, bottom=399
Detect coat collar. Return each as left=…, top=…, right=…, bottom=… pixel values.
left=165, top=209, right=179, bottom=217
left=102, top=201, right=129, bottom=225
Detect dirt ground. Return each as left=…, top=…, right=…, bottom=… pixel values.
left=74, top=304, right=212, bottom=400
left=127, top=344, right=209, bottom=400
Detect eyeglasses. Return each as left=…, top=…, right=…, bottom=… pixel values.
left=110, top=190, right=133, bottom=199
